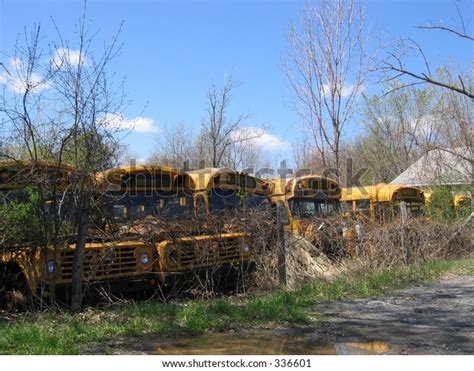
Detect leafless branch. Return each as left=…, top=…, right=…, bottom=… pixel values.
left=415, top=25, right=474, bottom=41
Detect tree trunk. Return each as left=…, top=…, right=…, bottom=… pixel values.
left=71, top=193, right=90, bottom=312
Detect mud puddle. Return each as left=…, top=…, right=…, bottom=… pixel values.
left=99, top=330, right=392, bottom=355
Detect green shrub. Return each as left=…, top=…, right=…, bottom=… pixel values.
left=0, top=194, right=41, bottom=248
left=427, top=187, right=456, bottom=221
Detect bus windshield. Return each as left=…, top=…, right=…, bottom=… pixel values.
left=208, top=189, right=241, bottom=213
left=107, top=191, right=192, bottom=221
left=242, top=193, right=271, bottom=210
left=393, top=201, right=424, bottom=217
left=289, top=199, right=340, bottom=219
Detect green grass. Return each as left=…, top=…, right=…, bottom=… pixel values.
left=0, top=258, right=472, bottom=354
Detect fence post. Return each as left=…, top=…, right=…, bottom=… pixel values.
left=400, top=201, right=410, bottom=264
left=276, top=201, right=288, bottom=287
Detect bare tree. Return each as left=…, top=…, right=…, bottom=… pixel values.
left=224, top=127, right=264, bottom=171
left=199, top=75, right=258, bottom=168
left=53, top=15, right=125, bottom=311
left=0, top=9, right=125, bottom=311
left=354, top=85, right=439, bottom=183
left=291, top=132, right=323, bottom=172
left=148, top=122, right=195, bottom=168
left=380, top=5, right=473, bottom=99
left=147, top=75, right=266, bottom=170
left=285, top=0, right=368, bottom=172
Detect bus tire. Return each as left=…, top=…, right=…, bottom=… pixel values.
left=0, top=263, right=30, bottom=311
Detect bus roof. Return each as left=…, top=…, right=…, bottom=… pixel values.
left=181, top=168, right=271, bottom=195
left=0, top=160, right=76, bottom=190
left=100, top=165, right=181, bottom=191
left=0, top=160, right=75, bottom=171
left=269, top=175, right=341, bottom=200
left=341, top=183, right=424, bottom=203
left=102, top=165, right=180, bottom=178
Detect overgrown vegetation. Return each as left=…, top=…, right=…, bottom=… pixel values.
left=427, top=187, right=456, bottom=220
left=0, top=193, right=40, bottom=247
left=0, top=258, right=471, bottom=355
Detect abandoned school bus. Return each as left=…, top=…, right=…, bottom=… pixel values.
left=100, top=164, right=187, bottom=284
left=101, top=166, right=271, bottom=285
left=0, top=161, right=156, bottom=305
left=168, top=167, right=272, bottom=278
left=268, top=175, right=342, bottom=243
left=341, top=183, right=425, bottom=223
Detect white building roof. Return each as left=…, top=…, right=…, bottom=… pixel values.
left=391, top=148, right=471, bottom=187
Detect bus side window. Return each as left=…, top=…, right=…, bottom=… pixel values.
left=375, top=203, right=382, bottom=223
left=377, top=203, right=390, bottom=223
left=341, top=201, right=352, bottom=212
left=355, top=200, right=370, bottom=217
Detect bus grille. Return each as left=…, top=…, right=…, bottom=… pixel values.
left=178, top=238, right=243, bottom=268
left=60, top=246, right=138, bottom=281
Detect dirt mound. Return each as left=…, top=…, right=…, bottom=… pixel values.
left=286, top=235, right=342, bottom=288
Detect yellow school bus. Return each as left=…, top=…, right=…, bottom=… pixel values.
left=101, top=166, right=271, bottom=285
left=266, top=175, right=349, bottom=258
left=178, top=167, right=271, bottom=219
left=341, top=183, right=425, bottom=223
left=100, top=165, right=187, bottom=283
left=100, top=164, right=185, bottom=226
left=0, top=161, right=156, bottom=305
left=165, top=168, right=271, bottom=277
left=269, top=175, right=341, bottom=235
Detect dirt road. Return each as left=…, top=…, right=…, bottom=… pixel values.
left=302, top=274, right=474, bottom=354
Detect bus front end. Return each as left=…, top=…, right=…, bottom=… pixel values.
left=155, top=232, right=254, bottom=284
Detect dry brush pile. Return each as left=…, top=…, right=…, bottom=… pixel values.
left=246, top=213, right=473, bottom=292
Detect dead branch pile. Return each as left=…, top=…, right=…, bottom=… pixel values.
left=356, top=217, right=473, bottom=269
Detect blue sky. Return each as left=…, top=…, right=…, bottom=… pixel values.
left=0, top=0, right=472, bottom=162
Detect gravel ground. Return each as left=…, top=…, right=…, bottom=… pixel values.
left=304, top=274, right=474, bottom=354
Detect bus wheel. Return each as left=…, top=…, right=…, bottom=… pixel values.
left=5, top=289, right=28, bottom=312
left=1, top=264, right=30, bottom=311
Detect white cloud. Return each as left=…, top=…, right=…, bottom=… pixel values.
left=51, top=48, right=84, bottom=67
left=100, top=113, right=159, bottom=133
left=322, top=83, right=365, bottom=98
left=0, top=58, right=51, bottom=94
left=232, top=127, right=290, bottom=151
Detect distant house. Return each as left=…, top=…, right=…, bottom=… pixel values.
left=391, top=148, right=471, bottom=188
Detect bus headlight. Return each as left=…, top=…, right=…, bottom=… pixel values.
left=242, top=243, right=251, bottom=253
left=47, top=260, right=57, bottom=274
left=140, top=253, right=150, bottom=265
